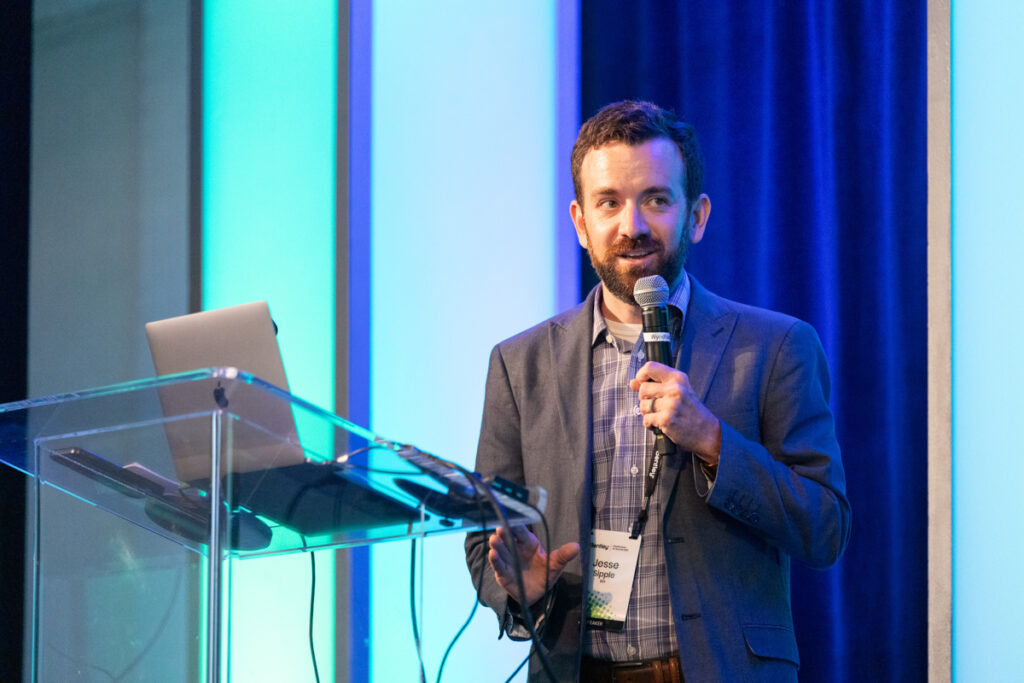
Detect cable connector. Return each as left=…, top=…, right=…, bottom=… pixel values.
left=487, top=475, right=529, bottom=502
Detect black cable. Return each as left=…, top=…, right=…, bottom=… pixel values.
left=503, top=652, right=530, bottom=683
left=502, top=498, right=555, bottom=683
left=306, top=539, right=320, bottom=683
left=524, top=498, right=555, bottom=630
left=469, top=478, right=556, bottom=682
left=419, top=453, right=559, bottom=683
left=435, top=485, right=489, bottom=683
left=409, top=539, right=428, bottom=683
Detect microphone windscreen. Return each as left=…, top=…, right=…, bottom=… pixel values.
left=634, top=275, right=670, bottom=308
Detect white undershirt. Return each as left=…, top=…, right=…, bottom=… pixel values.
left=604, top=318, right=642, bottom=347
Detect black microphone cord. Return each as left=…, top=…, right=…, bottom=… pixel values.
left=418, top=451, right=560, bottom=683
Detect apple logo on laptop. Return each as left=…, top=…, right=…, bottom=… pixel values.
left=213, top=382, right=229, bottom=409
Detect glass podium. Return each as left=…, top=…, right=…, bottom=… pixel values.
left=0, top=368, right=540, bottom=681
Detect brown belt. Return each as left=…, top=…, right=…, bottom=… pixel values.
left=579, top=655, right=683, bottom=683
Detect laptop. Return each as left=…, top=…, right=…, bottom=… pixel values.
left=145, top=301, right=301, bottom=482
left=142, top=301, right=423, bottom=539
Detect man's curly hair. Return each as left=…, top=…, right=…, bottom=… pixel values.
left=571, top=100, right=704, bottom=207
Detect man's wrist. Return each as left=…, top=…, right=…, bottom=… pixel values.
left=696, top=419, right=722, bottom=466
left=507, top=590, right=548, bottom=617
left=503, top=588, right=553, bottom=640
left=700, top=460, right=718, bottom=482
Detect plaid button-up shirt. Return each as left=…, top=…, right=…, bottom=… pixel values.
left=583, top=273, right=690, bottom=662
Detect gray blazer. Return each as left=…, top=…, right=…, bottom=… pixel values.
left=466, top=277, right=851, bottom=682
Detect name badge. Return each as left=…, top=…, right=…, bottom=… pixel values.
left=585, top=529, right=641, bottom=631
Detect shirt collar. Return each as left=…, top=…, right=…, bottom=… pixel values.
left=591, top=271, right=692, bottom=346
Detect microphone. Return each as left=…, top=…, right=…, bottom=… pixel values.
left=634, top=275, right=676, bottom=456
left=634, top=275, right=672, bottom=365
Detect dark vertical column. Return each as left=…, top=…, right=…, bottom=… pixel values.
left=0, top=2, right=31, bottom=680
left=188, top=0, right=204, bottom=313
left=555, top=0, right=581, bottom=309
left=337, top=1, right=371, bottom=681
left=185, top=4, right=204, bottom=676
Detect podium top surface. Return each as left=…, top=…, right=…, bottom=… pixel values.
left=0, top=368, right=542, bottom=558
left=0, top=367, right=373, bottom=466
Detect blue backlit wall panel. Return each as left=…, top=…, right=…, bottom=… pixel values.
left=952, top=1, right=1024, bottom=679
left=203, top=2, right=337, bottom=678
left=366, top=2, right=569, bottom=681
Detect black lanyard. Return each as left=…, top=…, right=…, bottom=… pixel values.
left=630, top=434, right=674, bottom=539
left=625, top=309, right=684, bottom=539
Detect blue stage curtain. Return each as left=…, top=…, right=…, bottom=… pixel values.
left=580, top=1, right=927, bottom=680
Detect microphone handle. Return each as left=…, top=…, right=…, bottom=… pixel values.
left=640, top=305, right=676, bottom=456
left=641, top=306, right=672, bottom=364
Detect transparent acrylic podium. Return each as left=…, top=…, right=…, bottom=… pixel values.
left=0, top=368, right=540, bottom=681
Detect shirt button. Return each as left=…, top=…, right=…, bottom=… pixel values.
left=638, top=351, right=645, bottom=360
left=630, top=465, right=639, bottom=476
left=605, top=334, right=614, bottom=344
left=633, top=404, right=642, bottom=416
left=627, top=644, right=638, bottom=657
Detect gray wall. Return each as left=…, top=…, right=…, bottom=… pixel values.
left=30, top=0, right=192, bottom=396
left=27, top=1, right=196, bottom=677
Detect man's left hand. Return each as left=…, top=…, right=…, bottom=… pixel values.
left=630, top=361, right=722, bottom=466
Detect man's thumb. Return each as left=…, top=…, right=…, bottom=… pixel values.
left=549, top=542, right=581, bottom=571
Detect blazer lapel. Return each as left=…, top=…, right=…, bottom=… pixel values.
left=549, top=287, right=597, bottom=557
left=678, top=277, right=736, bottom=402
left=662, top=276, right=737, bottom=505
left=548, top=287, right=597, bottom=470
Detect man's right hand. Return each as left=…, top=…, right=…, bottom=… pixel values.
left=487, top=525, right=580, bottom=606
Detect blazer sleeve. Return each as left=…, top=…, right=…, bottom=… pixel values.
left=704, top=319, right=851, bottom=569
left=464, top=344, right=538, bottom=638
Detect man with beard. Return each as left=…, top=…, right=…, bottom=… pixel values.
left=465, top=101, right=850, bottom=682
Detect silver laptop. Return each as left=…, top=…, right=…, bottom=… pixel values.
left=145, top=301, right=303, bottom=483
left=144, top=301, right=422, bottom=536
left=145, top=300, right=288, bottom=391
